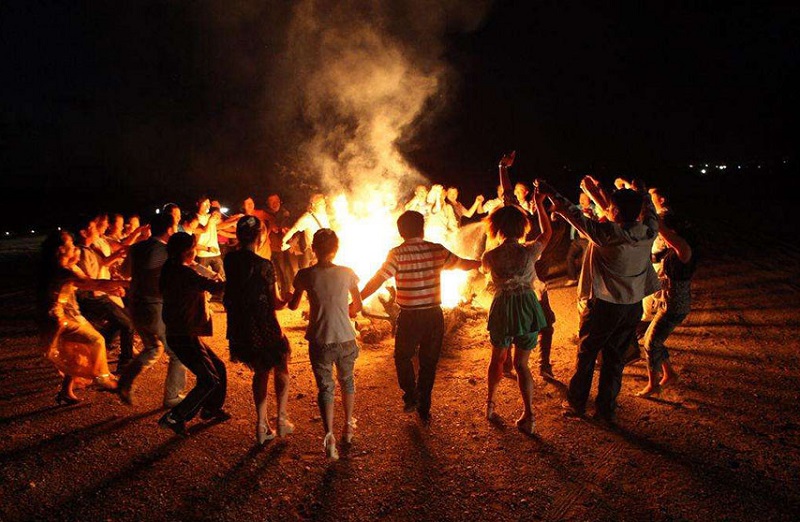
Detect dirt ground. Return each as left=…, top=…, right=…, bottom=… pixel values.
left=1, top=236, right=799, bottom=521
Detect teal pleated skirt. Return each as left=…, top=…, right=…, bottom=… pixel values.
left=487, top=289, right=548, bottom=350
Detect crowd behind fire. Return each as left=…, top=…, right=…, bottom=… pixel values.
left=37, top=152, right=695, bottom=460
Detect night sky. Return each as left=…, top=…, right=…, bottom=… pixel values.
left=1, top=1, right=797, bottom=229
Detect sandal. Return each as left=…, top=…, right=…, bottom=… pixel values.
left=257, top=422, right=276, bottom=445
left=277, top=414, right=295, bottom=437
left=324, top=432, right=339, bottom=460
left=486, top=400, right=497, bottom=420
left=342, top=418, right=357, bottom=445
left=515, top=414, right=535, bottom=435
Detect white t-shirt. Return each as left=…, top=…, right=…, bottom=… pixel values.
left=196, top=213, right=220, bottom=258
left=293, top=264, right=358, bottom=345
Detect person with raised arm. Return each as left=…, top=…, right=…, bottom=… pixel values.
left=482, top=178, right=552, bottom=435
left=360, top=211, right=481, bottom=424
left=538, top=177, right=660, bottom=424
left=38, top=230, right=126, bottom=403
left=635, top=213, right=696, bottom=397
left=445, top=187, right=483, bottom=224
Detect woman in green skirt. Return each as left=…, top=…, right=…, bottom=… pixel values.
left=481, top=183, right=551, bottom=435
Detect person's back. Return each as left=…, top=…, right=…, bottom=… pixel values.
left=296, top=264, right=358, bottom=345
left=128, top=237, right=168, bottom=304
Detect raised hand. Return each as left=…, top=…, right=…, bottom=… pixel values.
left=498, top=151, right=516, bottom=168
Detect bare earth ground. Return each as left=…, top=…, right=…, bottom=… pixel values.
left=1, top=236, right=799, bottom=521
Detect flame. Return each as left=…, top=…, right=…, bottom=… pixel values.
left=329, top=190, right=472, bottom=309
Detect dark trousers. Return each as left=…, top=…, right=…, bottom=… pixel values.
left=395, top=307, right=444, bottom=414
left=79, top=295, right=134, bottom=369
left=271, top=250, right=294, bottom=300
left=538, top=291, right=556, bottom=369
left=166, top=335, right=227, bottom=422
left=566, top=238, right=588, bottom=280
left=567, top=298, right=642, bottom=416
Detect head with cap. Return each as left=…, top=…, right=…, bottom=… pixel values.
left=236, top=215, right=265, bottom=248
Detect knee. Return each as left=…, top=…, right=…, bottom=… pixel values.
left=338, top=374, right=355, bottom=395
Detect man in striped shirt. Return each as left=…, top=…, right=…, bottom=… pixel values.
left=361, top=211, right=480, bottom=423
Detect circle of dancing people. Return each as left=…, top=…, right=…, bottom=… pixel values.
left=36, top=153, right=696, bottom=459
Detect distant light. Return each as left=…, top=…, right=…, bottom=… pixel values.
left=4, top=232, right=9, bottom=236
left=57, top=227, right=61, bottom=231
left=30, top=230, right=35, bottom=234
left=737, top=165, right=742, bottom=169
left=220, top=207, right=230, bottom=214
left=700, top=168, right=707, bottom=174
left=689, top=164, right=694, bottom=168
left=704, top=164, right=709, bottom=168
left=155, top=208, right=161, bottom=214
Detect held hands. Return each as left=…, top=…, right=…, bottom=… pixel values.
left=475, top=194, right=485, bottom=204
left=348, top=301, right=360, bottom=318
left=498, top=151, right=516, bottom=168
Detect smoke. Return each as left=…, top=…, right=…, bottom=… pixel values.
left=270, top=0, right=492, bottom=206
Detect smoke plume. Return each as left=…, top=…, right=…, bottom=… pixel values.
left=270, top=0, right=492, bottom=206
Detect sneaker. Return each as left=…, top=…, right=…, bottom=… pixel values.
left=163, top=394, right=186, bottom=409
left=200, top=408, right=232, bottom=422
left=158, top=413, right=186, bottom=435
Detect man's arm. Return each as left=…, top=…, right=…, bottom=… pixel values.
left=348, top=282, right=363, bottom=318
left=360, top=273, right=388, bottom=301
left=538, top=180, right=607, bottom=245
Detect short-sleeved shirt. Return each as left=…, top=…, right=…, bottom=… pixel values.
left=377, top=238, right=458, bottom=310
left=482, top=240, right=546, bottom=296
left=196, top=213, right=220, bottom=258
left=293, top=264, right=359, bottom=344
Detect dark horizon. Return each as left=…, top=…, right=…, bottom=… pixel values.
left=2, top=1, right=797, bottom=229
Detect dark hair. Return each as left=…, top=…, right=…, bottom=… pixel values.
left=181, top=212, right=198, bottom=225
left=236, top=215, right=263, bottom=245
left=487, top=205, right=529, bottom=240
left=150, top=213, right=175, bottom=237
left=36, top=230, right=72, bottom=321
left=610, top=189, right=644, bottom=223
left=397, top=211, right=424, bottom=239
left=163, top=202, right=180, bottom=214
left=167, top=232, right=196, bottom=260
left=74, top=214, right=96, bottom=235
left=312, top=228, right=339, bottom=259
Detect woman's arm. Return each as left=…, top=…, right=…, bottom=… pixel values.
left=658, top=222, right=692, bottom=263
left=348, top=283, right=363, bottom=318
left=529, top=183, right=552, bottom=249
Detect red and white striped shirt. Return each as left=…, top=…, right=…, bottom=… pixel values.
left=377, top=238, right=459, bottom=310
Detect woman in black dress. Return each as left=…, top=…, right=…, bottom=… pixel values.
left=224, top=216, right=293, bottom=444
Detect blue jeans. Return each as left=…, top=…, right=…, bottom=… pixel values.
left=119, top=301, right=186, bottom=401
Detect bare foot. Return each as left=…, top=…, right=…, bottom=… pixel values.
left=635, top=384, right=661, bottom=397
left=660, top=372, right=680, bottom=389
